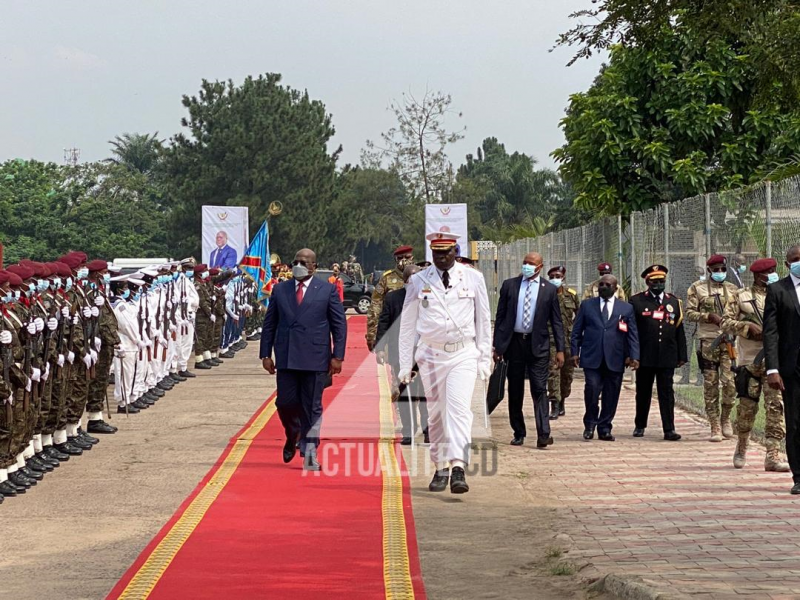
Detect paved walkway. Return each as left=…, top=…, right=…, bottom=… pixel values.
left=518, top=387, right=800, bottom=599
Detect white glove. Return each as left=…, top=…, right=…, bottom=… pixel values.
left=31, top=367, right=41, bottom=382
left=169, top=324, right=177, bottom=332
left=57, top=354, right=65, bottom=367
left=25, top=379, right=31, bottom=393
left=34, top=317, right=44, bottom=332
left=210, top=315, right=217, bottom=323
left=61, top=306, right=70, bottom=318
left=479, top=363, right=492, bottom=381
left=47, top=317, right=58, bottom=331
left=94, top=337, right=102, bottom=351
left=114, top=346, right=125, bottom=358
left=42, top=364, right=50, bottom=381
left=167, top=300, right=173, bottom=309
left=82, top=307, right=92, bottom=318
left=67, top=351, right=75, bottom=364
left=212, top=295, right=217, bottom=301
left=0, top=331, right=11, bottom=345
left=27, top=322, right=37, bottom=335
left=82, top=354, right=92, bottom=369
left=90, top=349, right=98, bottom=364
left=136, top=340, right=146, bottom=350
left=94, top=296, right=104, bottom=306
left=73, top=315, right=80, bottom=326
left=159, top=337, right=168, bottom=349
left=232, top=314, right=240, bottom=322
left=146, top=338, right=153, bottom=348
left=91, top=306, right=99, bottom=318
left=397, top=369, right=412, bottom=384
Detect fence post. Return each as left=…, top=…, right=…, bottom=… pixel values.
left=704, top=193, right=712, bottom=258
left=617, top=214, right=624, bottom=290
left=578, top=226, right=586, bottom=293
left=663, top=204, right=670, bottom=277
left=630, top=213, right=636, bottom=294
left=765, top=181, right=773, bottom=258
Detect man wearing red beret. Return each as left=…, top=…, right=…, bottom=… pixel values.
left=582, top=262, right=627, bottom=301
left=721, top=257, right=790, bottom=472
left=686, top=255, right=739, bottom=441
left=366, top=245, right=414, bottom=352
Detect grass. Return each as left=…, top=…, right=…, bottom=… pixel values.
left=544, top=546, right=563, bottom=560
left=549, top=562, right=576, bottom=576
left=675, top=384, right=770, bottom=445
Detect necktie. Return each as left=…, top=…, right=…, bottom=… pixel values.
left=602, top=300, right=609, bottom=321
left=296, top=282, right=305, bottom=305
left=522, top=281, right=533, bottom=330
left=441, top=270, right=450, bottom=289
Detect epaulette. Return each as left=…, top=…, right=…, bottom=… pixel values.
left=567, top=288, right=577, bottom=295
left=382, top=269, right=393, bottom=276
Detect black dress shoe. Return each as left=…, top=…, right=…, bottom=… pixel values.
left=68, top=436, right=93, bottom=450
left=56, top=442, right=83, bottom=456
left=28, top=456, right=54, bottom=473
left=598, top=432, right=616, bottom=441
left=132, top=399, right=150, bottom=410
left=664, top=431, right=682, bottom=441
left=633, top=428, right=645, bottom=437
left=118, top=404, right=140, bottom=414
left=536, top=436, right=554, bottom=448
left=400, top=437, right=412, bottom=445
left=195, top=361, right=212, bottom=370
left=558, top=401, right=566, bottom=416
left=510, top=436, right=525, bottom=446
left=791, top=483, right=800, bottom=495
left=247, top=332, right=260, bottom=341
left=37, top=451, right=61, bottom=467
left=210, top=357, right=223, bottom=365
left=450, top=467, right=469, bottom=494
left=170, top=373, right=187, bottom=382
left=44, top=446, right=70, bottom=461
left=87, top=420, right=118, bottom=434
left=583, top=429, right=595, bottom=440
left=428, top=469, right=449, bottom=492
left=157, top=381, right=174, bottom=391
left=143, top=395, right=158, bottom=405
left=78, top=429, right=100, bottom=444
left=9, top=472, right=32, bottom=489
left=179, top=370, right=196, bottom=378
left=220, top=351, right=236, bottom=359
left=0, top=480, right=19, bottom=497
left=282, top=437, right=297, bottom=463
left=423, top=430, right=430, bottom=444
left=150, top=388, right=166, bottom=397
left=20, top=466, right=43, bottom=481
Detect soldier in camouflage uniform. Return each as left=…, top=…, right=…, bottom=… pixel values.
left=367, top=245, right=414, bottom=352
left=210, top=269, right=228, bottom=363
left=546, top=266, right=578, bottom=419
left=721, top=257, right=790, bottom=472
left=193, top=264, right=214, bottom=369
left=85, top=260, right=121, bottom=435
left=583, top=262, right=627, bottom=301
left=686, top=254, right=738, bottom=442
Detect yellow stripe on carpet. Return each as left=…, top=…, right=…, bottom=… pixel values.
left=377, top=363, right=416, bottom=599
left=118, top=400, right=278, bottom=600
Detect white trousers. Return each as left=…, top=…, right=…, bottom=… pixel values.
left=114, top=352, right=137, bottom=407
left=415, top=343, right=478, bottom=467
left=177, top=320, right=194, bottom=371
left=134, top=350, right=149, bottom=399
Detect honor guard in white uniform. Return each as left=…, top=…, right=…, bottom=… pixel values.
left=398, top=232, right=492, bottom=494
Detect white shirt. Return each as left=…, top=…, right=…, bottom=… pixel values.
left=601, top=296, right=615, bottom=320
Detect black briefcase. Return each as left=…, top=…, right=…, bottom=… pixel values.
left=486, top=360, right=508, bottom=414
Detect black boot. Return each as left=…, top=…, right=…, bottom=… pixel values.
left=549, top=400, right=560, bottom=420
left=558, top=400, right=566, bottom=416
left=195, top=360, right=212, bottom=370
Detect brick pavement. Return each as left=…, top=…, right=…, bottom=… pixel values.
left=501, top=386, right=800, bottom=600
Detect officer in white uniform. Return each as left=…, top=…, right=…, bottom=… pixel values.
left=398, top=232, right=492, bottom=494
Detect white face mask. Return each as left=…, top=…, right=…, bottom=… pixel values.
left=292, top=264, right=309, bottom=280
left=549, top=278, right=563, bottom=288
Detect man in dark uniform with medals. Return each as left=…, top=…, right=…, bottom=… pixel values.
left=630, top=265, right=687, bottom=440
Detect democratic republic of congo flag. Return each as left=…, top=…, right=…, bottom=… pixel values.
left=239, top=220, right=271, bottom=303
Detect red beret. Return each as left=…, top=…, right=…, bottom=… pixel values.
left=194, top=264, right=208, bottom=273
left=393, top=245, right=413, bottom=256
left=706, top=254, right=726, bottom=266
left=6, top=272, right=23, bottom=287
left=70, top=251, right=88, bottom=264
left=58, top=254, right=82, bottom=269
left=87, top=259, right=108, bottom=272
left=750, top=258, right=777, bottom=273
left=0, top=271, right=9, bottom=286
left=597, top=262, right=612, bottom=272
left=209, top=267, right=220, bottom=276
left=6, top=264, right=35, bottom=280
left=52, top=262, right=71, bottom=277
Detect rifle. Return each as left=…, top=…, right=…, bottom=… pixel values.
left=710, top=292, right=737, bottom=368
left=39, top=299, right=58, bottom=397
left=158, top=286, right=168, bottom=361
left=0, top=310, right=11, bottom=390
left=22, top=317, right=34, bottom=414
left=180, top=277, right=188, bottom=335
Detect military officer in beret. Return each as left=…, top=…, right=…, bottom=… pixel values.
left=722, top=257, right=790, bottom=472
left=583, top=262, right=627, bottom=301
left=367, top=245, right=414, bottom=352
left=630, top=265, right=687, bottom=440
left=547, top=266, right=579, bottom=419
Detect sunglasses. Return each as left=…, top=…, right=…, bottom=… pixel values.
left=292, top=260, right=310, bottom=267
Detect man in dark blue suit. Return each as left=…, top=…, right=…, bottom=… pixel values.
left=571, top=275, right=640, bottom=441
left=210, top=231, right=238, bottom=269
left=260, top=248, right=347, bottom=471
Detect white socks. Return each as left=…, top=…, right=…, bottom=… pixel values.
left=33, top=434, right=43, bottom=453
left=54, top=429, right=67, bottom=445
left=87, top=411, right=103, bottom=421
left=42, top=433, right=53, bottom=447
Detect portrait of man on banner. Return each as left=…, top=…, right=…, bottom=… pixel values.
left=210, top=230, right=238, bottom=268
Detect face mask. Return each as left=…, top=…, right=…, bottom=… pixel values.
left=598, top=286, right=614, bottom=300
left=185, top=270, right=194, bottom=278
left=36, top=279, right=46, bottom=291
left=738, top=265, right=746, bottom=274
left=77, top=268, right=88, bottom=280
left=766, top=273, right=780, bottom=285
left=711, top=272, right=727, bottom=283
left=648, top=282, right=666, bottom=296
left=549, top=278, right=563, bottom=288
left=65, top=277, right=73, bottom=291
left=790, top=261, right=800, bottom=278
left=132, top=292, right=141, bottom=302
left=521, top=264, right=538, bottom=279
left=26, top=283, right=36, bottom=297
left=699, top=275, right=706, bottom=281
left=292, top=264, right=309, bottom=280
left=120, top=289, right=131, bottom=299
left=173, top=272, right=179, bottom=280
left=52, top=277, right=62, bottom=289
left=13, top=290, right=21, bottom=300
left=3, top=293, right=14, bottom=303
left=102, top=273, right=111, bottom=284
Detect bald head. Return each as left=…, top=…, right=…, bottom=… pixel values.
left=599, top=274, right=618, bottom=290
left=292, top=248, right=317, bottom=281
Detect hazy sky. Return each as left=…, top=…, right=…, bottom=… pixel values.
left=1, top=1, right=602, bottom=170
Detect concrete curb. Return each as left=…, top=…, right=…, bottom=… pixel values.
left=590, top=574, right=692, bottom=600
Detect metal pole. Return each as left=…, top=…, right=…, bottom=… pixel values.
left=630, top=213, right=636, bottom=295
left=704, top=193, right=712, bottom=259
left=578, top=226, right=586, bottom=294
left=663, top=204, right=670, bottom=277
left=765, top=181, right=773, bottom=258
left=617, top=214, right=624, bottom=290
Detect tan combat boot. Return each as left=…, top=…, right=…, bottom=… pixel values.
left=733, top=434, right=748, bottom=468
left=720, top=405, right=735, bottom=439
left=709, top=419, right=723, bottom=442
left=765, top=440, right=791, bottom=472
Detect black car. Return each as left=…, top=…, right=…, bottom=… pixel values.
left=314, top=270, right=374, bottom=314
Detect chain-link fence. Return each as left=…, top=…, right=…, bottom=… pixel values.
left=478, top=176, right=800, bottom=418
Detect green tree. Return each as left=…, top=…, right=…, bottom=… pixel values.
left=552, top=19, right=800, bottom=215
left=163, top=73, right=340, bottom=260
left=107, top=132, right=163, bottom=175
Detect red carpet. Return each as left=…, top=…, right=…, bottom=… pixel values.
left=108, top=317, right=426, bottom=600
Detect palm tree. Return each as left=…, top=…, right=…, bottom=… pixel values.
left=107, top=133, right=163, bottom=174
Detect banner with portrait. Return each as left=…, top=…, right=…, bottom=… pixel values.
left=201, top=205, right=250, bottom=270
left=424, top=203, right=469, bottom=262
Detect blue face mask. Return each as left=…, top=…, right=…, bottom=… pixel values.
left=120, top=289, right=131, bottom=299
left=52, top=277, right=62, bottom=289
left=13, top=290, right=21, bottom=300
left=102, top=273, right=111, bottom=284
left=201, top=271, right=209, bottom=280
left=521, top=264, right=538, bottom=279
left=549, top=278, right=563, bottom=288
left=65, top=277, right=73, bottom=291
left=711, top=272, right=727, bottom=283
left=3, top=293, right=14, bottom=303
left=766, top=272, right=780, bottom=285
left=77, top=267, right=88, bottom=280
left=185, top=270, right=194, bottom=279
left=789, top=261, right=800, bottom=278
left=173, top=272, right=179, bottom=281
left=737, top=264, right=746, bottom=274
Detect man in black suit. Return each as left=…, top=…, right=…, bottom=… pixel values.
left=493, top=252, right=565, bottom=448
left=764, top=244, right=800, bottom=495
left=629, top=265, right=687, bottom=441
left=376, top=265, right=428, bottom=445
